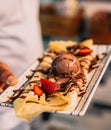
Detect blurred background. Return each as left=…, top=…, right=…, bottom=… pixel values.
left=32, top=0, right=111, bottom=130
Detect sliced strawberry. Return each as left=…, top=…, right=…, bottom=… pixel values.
left=40, top=78, right=60, bottom=94
left=79, top=49, right=93, bottom=56
left=33, top=84, right=44, bottom=96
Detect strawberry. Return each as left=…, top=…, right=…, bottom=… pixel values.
left=33, top=84, right=44, bottom=96
left=79, top=49, right=93, bottom=56
left=40, top=78, right=60, bottom=94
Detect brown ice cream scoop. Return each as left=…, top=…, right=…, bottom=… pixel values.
left=52, top=53, right=81, bottom=76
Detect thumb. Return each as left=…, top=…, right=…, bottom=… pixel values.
left=6, top=74, right=18, bottom=86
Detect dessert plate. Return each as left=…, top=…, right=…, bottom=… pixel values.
left=0, top=45, right=111, bottom=116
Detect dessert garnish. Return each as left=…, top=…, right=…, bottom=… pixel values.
left=40, top=78, right=60, bottom=94
left=33, top=84, right=44, bottom=96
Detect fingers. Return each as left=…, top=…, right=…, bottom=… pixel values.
left=0, top=83, right=5, bottom=93
left=0, top=82, right=8, bottom=94
left=0, top=62, right=18, bottom=86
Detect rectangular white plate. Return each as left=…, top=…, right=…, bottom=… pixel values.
left=0, top=45, right=111, bottom=116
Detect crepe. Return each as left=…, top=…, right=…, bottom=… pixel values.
left=14, top=39, right=97, bottom=122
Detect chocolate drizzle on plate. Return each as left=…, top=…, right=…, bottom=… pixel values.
left=7, top=43, right=106, bottom=105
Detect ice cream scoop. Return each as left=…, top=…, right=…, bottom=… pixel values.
left=52, top=53, right=81, bottom=76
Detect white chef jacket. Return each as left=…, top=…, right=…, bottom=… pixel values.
left=0, top=0, right=44, bottom=129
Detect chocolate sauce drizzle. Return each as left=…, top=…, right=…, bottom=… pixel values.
left=5, top=44, right=106, bottom=105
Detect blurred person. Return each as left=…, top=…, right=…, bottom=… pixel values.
left=0, top=0, right=44, bottom=130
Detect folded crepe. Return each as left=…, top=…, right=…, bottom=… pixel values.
left=14, top=39, right=94, bottom=122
